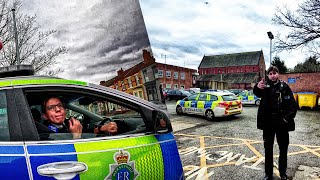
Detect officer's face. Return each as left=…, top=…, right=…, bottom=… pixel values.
left=44, top=98, right=66, bottom=124
left=267, top=70, right=279, bottom=82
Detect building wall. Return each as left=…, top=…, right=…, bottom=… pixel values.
left=156, top=63, right=196, bottom=89
left=279, top=72, right=320, bottom=94
left=199, top=65, right=262, bottom=75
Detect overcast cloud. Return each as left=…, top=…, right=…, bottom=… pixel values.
left=20, top=0, right=151, bottom=83
left=140, top=0, right=306, bottom=70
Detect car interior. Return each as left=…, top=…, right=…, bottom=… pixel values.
left=25, top=90, right=147, bottom=140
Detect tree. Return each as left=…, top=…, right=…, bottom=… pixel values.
left=272, top=0, right=320, bottom=57
left=293, top=56, right=320, bottom=72
left=271, top=56, right=288, bottom=73
left=0, top=0, right=67, bottom=75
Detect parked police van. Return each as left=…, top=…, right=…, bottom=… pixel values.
left=0, top=65, right=184, bottom=180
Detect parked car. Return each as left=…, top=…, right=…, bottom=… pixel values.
left=238, top=90, right=261, bottom=105
left=176, top=91, right=242, bottom=120
left=229, top=89, right=244, bottom=96
left=0, top=65, right=184, bottom=179
left=184, top=89, right=196, bottom=94
left=167, top=89, right=192, bottom=101
left=162, top=88, right=171, bottom=99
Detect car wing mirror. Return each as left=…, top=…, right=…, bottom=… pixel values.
left=152, top=110, right=171, bottom=134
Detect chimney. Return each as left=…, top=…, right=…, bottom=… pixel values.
left=117, top=68, right=124, bottom=77
left=143, top=50, right=155, bottom=64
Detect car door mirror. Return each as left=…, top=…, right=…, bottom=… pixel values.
left=152, top=110, right=171, bottom=134
left=183, top=97, right=188, bottom=101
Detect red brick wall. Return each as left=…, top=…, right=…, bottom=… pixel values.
left=279, top=72, right=320, bottom=94
left=156, top=63, right=196, bottom=89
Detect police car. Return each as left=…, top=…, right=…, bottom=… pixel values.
left=175, top=91, right=242, bottom=120
left=0, top=65, right=183, bottom=179
left=238, top=90, right=261, bottom=106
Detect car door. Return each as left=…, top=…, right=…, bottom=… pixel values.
left=185, top=94, right=198, bottom=114
left=196, top=93, right=208, bottom=115
left=15, top=84, right=183, bottom=180
left=247, top=90, right=255, bottom=104
left=0, top=88, right=30, bottom=179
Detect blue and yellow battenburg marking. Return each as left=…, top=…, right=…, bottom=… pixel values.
left=0, top=145, right=29, bottom=179
left=25, top=133, right=183, bottom=180
left=178, top=99, right=219, bottom=110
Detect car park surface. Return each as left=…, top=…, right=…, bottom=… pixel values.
left=0, top=67, right=184, bottom=180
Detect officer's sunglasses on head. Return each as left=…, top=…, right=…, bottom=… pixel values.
left=46, top=103, right=65, bottom=111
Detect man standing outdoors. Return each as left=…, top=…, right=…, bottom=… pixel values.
left=253, top=66, right=297, bottom=180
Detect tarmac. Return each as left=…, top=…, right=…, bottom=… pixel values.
left=171, top=119, right=320, bottom=180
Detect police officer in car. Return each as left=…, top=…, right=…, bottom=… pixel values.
left=253, top=66, right=297, bottom=180
left=41, top=97, right=118, bottom=139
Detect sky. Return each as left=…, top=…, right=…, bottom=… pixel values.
left=12, top=0, right=308, bottom=84
left=140, top=0, right=306, bottom=71
left=19, top=0, right=151, bottom=84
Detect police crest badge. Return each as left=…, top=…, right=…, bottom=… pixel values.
left=105, top=149, right=139, bottom=180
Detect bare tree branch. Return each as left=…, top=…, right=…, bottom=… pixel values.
left=273, top=0, right=320, bottom=57
left=0, top=0, right=67, bottom=74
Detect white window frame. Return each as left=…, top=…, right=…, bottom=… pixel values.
left=166, top=84, right=171, bottom=88
left=174, top=72, right=178, bottom=79
left=158, top=70, right=163, bottom=78
left=180, top=85, right=185, bottom=89
left=127, top=78, right=132, bottom=88
left=181, top=72, right=185, bottom=80
left=173, top=84, right=178, bottom=89
left=135, top=75, right=140, bottom=85
left=166, top=71, right=171, bottom=78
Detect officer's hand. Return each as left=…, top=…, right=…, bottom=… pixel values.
left=69, top=117, right=82, bottom=139
left=100, top=122, right=118, bottom=134
left=257, top=78, right=266, bottom=89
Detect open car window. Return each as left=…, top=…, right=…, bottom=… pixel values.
left=26, top=88, right=146, bottom=141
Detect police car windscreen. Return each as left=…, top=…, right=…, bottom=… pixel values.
left=222, top=94, right=238, bottom=101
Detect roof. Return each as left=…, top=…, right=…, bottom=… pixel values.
left=197, top=72, right=259, bottom=84
left=199, top=50, right=263, bottom=68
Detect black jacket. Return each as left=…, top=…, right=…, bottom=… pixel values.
left=253, top=80, right=297, bottom=131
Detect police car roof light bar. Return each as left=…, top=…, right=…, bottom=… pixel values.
left=0, top=65, right=34, bottom=78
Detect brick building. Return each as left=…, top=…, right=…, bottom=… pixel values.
left=100, top=50, right=161, bottom=101
left=279, top=72, right=320, bottom=94
left=197, top=50, right=266, bottom=89
left=156, top=63, right=197, bottom=90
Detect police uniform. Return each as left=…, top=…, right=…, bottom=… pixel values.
left=253, top=80, right=297, bottom=179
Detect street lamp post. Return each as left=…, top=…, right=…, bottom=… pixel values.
left=12, top=4, right=20, bottom=65
left=267, top=31, right=274, bottom=68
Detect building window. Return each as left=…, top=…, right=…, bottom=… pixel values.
left=138, top=91, right=143, bottom=99
left=173, top=84, right=178, bottom=89
left=134, top=92, right=138, bottom=97
left=121, top=81, right=125, bottom=90
left=135, top=75, right=140, bottom=85
left=180, top=85, right=185, bottom=89
left=128, top=78, right=132, bottom=88
left=166, top=84, right=171, bottom=88
left=158, top=70, right=163, bottom=77
left=166, top=71, right=171, bottom=78
left=174, top=72, right=178, bottom=79
left=181, top=72, right=185, bottom=80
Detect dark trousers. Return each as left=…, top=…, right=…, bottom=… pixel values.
left=263, top=128, right=289, bottom=176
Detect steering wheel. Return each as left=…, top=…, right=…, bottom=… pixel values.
left=96, top=117, right=114, bottom=137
